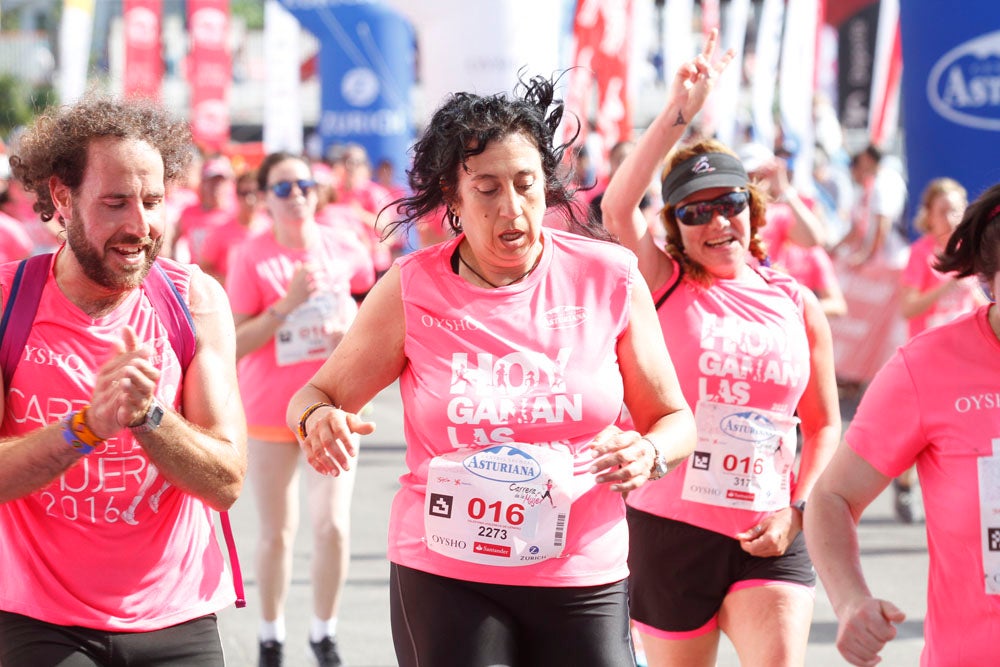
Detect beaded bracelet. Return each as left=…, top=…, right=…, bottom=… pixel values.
left=62, top=406, right=105, bottom=455
left=297, top=402, right=334, bottom=440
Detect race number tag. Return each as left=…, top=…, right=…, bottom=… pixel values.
left=978, top=438, right=1000, bottom=595
left=275, top=291, right=355, bottom=366
left=681, top=399, right=798, bottom=512
left=424, top=443, right=572, bottom=566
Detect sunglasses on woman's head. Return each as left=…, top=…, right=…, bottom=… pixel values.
left=269, top=179, right=317, bottom=198
left=674, top=190, right=750, bottom=226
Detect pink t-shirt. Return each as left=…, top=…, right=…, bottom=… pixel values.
left=0, top=252, right=234, bottom=630
left=760, top=201, right=796, bottom=259
left=626, top=260, right=811, bottom=537
left=901, top=234, right=983, bottom=339
left=390, top=228, right=635, bottom=587
left=199, top=215, right=269, bottom=279
left=774, top=244, right=839, bottom=295
left=226, top=227, right=375, bottom=433
left=846, top=306, right=1000, bottom=666
left=175, top=204, right=236, bottom=266
left=0, top=210, right=34, bottom=263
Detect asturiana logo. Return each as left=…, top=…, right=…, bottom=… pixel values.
left=719, top=411, right=781, bottom=443
left=928, top=30, right=1000, bottom=131
left=463, top=445, right=541, bottom=483
left=543, top=306, right=588, bottom=329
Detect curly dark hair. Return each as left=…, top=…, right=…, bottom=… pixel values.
left=659, top=138, right=769, bottom=286
left=936, top=182, right=1000, bottom=284
left=9, top=95, right=193, bottom=224
left=382, top=73, right=608, bottom=241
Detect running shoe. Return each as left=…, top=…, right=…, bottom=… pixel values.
left=310, top=636, right=344, bottom=667
left=258, top=639, right=283, bottom=667
left=893, top=479, right=914, bottom=524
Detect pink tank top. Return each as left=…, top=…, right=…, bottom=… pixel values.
left=0, top=252, right=234, bottom=630
left=626, top=260, right=811, bottom=537
left=389, top=228, right=635, bottom=586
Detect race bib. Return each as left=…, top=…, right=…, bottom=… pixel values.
left=424, top=443, right=572, bottom=566
left=681, top=399, right=798, bottom=512
left=275, top=291, right=355, bottom=366
left=978, top=438, right=1000, bottom=595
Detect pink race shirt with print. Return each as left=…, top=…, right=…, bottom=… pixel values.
left=390, top=228, right=634, bottom=587
left=627, top=261, right=811, bottom=537
left=901, top=234, right=983, bottom=339
left=226, top=227, right=375, bottom=434
left=0, top=253, right=234, bottom=631
left=846, top=306, right=1000, bottom=666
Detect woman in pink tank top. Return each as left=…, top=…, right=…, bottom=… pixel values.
left=601, top=31, right=841, bottom=667
left=286, top=73, right=697, bottom=666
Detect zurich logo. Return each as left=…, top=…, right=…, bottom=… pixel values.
left=463, top=445, right=541, bottom=483
left=927, top=30, right=1000, bottom=130
left=719, top=411, right=781, bottom=443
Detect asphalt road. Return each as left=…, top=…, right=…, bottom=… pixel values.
left=217, top=384, right=928, bottom=666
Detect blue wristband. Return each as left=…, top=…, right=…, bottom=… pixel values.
left=62, top=412, right=95, bottom=455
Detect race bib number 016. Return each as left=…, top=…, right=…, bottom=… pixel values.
left=681, top=400, right=798, bottom=512
left=425, top=443, right=572, bottom=566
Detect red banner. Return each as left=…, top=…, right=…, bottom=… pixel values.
left=186, top=0, right=230, bottom=151
left=564, top=0, right=633, bottom=164
left=123, top=0, right=162, bottom=100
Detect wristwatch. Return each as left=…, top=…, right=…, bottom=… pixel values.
left=643, top=437, right=670, bottom=481
left=791, top=499, right=807, bottom=515
left=130, top=398, right=165, bottom=434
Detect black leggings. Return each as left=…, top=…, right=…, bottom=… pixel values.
left=0, top=612, right=224, bottom=667
left=389, top=563, right=636, bottom=667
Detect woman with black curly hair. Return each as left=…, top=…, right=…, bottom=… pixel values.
left=286, top=73, right=696, bottom=666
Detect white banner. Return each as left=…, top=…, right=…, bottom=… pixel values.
left=58, top=0, right=95, bottom=104
left=714, top=0, right=750, bottom=147
left=664, top=0, right=695, bottom=101
left=386, top=0, right=564, bottom=121
left=263, top=0, right=303, bottom=154
left=778, top=0, right=819, bottom=190
left=750, top=0, right=783, bottom=151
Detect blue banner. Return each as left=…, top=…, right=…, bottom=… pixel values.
left=900, top=7, right=1000, bottom=204
left=280, top=0, right=415, bottom=171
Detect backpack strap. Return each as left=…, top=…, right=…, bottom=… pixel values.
left=143, top=261, right=245, bottom=608
left=143, top=261, right=196, bottom=370
left=0, top=254, right=52, bottom=389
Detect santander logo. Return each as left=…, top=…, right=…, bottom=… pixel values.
left=927, top=30, right=1000, bottom=131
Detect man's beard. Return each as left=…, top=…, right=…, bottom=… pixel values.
left=65, top=208, right=162, bottom=291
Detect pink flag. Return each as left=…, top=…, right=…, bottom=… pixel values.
left=123, top=0, right=162, bottom=100
left=187, top=0, right=231, bottom=151
left=564, top=0, right=633, bottom=164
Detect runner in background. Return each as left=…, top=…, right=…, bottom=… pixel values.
left=601, top=31, right=840, bottom=667
left=891, top=177, right=987, bottom=523
left=226, top=151, right=375, bottom=667
left=805, top=182, right=1000, bottom=667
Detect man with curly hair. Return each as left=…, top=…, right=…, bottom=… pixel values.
left=0, top=96, right=247, bottom=666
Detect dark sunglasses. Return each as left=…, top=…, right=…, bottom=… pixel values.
left=675, top=190, right=750, bottom=226
left=268, top=179, right=317, bottom=198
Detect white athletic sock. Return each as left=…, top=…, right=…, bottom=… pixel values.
left=309, top=616, right=338, bottom=643
left=259, top=616, right=286, bottom=643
